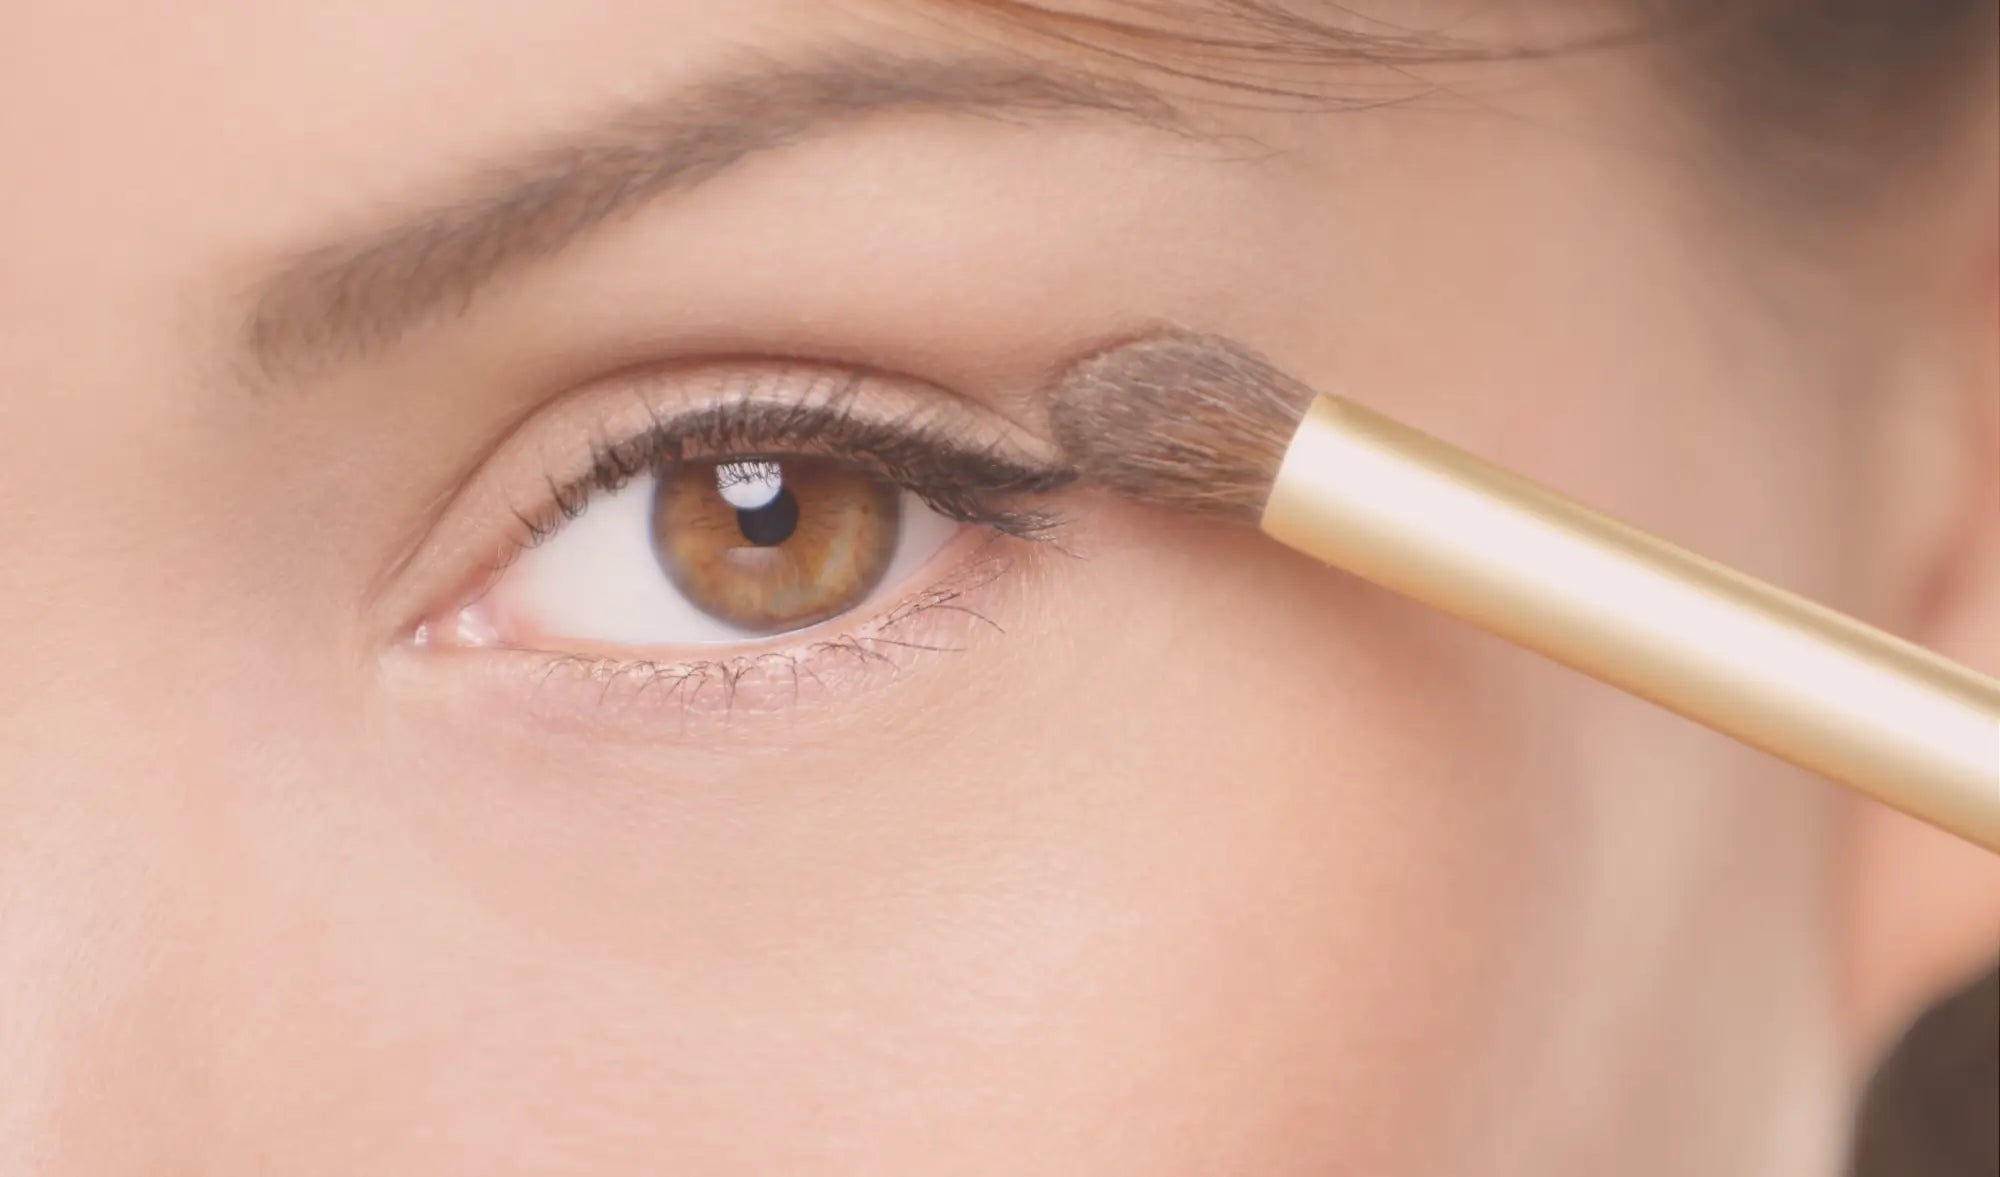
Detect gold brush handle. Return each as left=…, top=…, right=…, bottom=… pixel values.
left=1262, top=394, right=2000, bottom=852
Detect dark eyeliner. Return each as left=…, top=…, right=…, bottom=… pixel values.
left=522, top=372, right=1077, bottom=546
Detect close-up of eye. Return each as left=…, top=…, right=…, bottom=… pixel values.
left=409, top=368, right=1074, bottom=675
left=468, top=454, right=960, bottom=648
left=6, top=1, right=1996, bottom=1174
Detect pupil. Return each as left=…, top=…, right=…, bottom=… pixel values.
left=735, top=487, right=800, bottom=547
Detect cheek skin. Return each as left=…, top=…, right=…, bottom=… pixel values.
left=112, top=508, right=1584, bottom=1175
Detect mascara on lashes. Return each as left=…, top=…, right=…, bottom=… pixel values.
left=522, top=391, right=1080, bottom=550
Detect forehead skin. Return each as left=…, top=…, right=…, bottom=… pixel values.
left=0, top=2, right=1868, bottom=1175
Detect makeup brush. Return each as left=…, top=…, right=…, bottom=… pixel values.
left=1050, top=331, right=2000, bottom=853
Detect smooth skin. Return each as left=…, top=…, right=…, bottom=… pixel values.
left=2, top=2, right=1996, bottom=1174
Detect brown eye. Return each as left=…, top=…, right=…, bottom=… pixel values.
left=651, top=457, right=902, bottom=633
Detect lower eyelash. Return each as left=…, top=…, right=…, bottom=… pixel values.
left=514, top=542, right=1030, bottom=719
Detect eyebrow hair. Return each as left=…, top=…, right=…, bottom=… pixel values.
left=242, top=48, right=1185, bottom=379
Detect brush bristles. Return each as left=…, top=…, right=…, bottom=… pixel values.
left=1048, top=330, right=1315, bottom=525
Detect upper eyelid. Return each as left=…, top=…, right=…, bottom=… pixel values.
left=528, top=379, right=1078, bottom=543
left=564, top=360, right=1063, bottom=487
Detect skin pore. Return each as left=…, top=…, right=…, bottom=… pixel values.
left=1, top=1, right=1995, bottom=1174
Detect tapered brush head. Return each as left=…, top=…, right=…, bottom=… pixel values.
left=1048, top=330, right=1316, bottom=525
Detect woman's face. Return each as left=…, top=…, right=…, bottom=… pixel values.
left=4, top=2, right=1995, bottom=1173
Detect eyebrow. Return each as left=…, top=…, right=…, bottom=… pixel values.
left=242, top=48, right=1185, bottom=379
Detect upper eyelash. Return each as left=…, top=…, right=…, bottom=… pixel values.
left=518, top=370, right=1078, bottom=547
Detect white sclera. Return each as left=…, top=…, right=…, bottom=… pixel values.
left=481, top=472, right=958, bottom=647
left=716, top=460, right=785, bottom=510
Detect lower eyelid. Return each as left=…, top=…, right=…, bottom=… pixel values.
left=390, top=536, right=1038, bottom=738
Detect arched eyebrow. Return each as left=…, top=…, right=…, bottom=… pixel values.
left=241, top=47, right=1188, bottom=380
